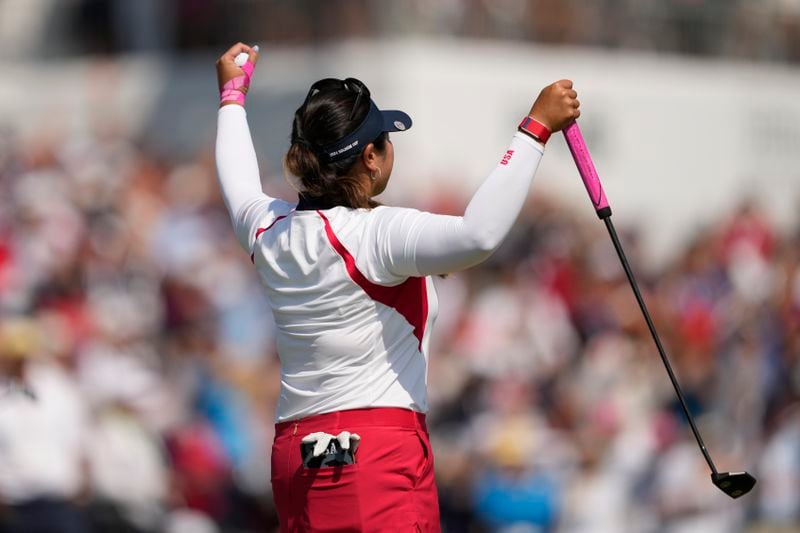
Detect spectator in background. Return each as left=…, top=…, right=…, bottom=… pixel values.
left=0, top=317, right=89, bottom=533
left=758, top=406, right=800, bottom=524
left=84, top=400, right=168, bottom=533
left=471, top=380, right=563, bottom=532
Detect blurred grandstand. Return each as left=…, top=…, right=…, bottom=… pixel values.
left=1, top=1, right=800, bottom=532
left=3, top=0, right=800, bottom=62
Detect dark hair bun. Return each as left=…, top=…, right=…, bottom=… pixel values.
left=284, top=80, right=387, bottom=209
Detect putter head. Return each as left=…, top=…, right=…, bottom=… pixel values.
left=711, top=472, right=756, bottom=499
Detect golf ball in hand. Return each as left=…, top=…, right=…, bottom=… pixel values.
left=234, top=46, right=259, bottom=67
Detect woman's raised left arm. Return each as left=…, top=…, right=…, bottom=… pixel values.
left=215, top=43, right=286, bottom=252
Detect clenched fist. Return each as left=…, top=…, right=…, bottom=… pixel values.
left=528, top=79, right=580, bottom=132
left=216, top=42, right=260, bottom=94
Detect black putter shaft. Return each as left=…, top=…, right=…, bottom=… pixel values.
left=562, top=120, right=755, bottom=498
left=602, top=216, right=717, bottom=475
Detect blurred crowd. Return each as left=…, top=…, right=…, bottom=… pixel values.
left=5, top=0, right=800, bottom=64
left=1, top=122, right=800, bottom=533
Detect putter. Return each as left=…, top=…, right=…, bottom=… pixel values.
left=562, top=121, right=757, bottom=499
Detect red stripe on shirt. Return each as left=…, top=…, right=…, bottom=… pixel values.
left=251, top=214, right=289, bottom=263
left=317, top=210, right=428, bottom=350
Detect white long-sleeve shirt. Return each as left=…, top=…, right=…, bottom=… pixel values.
left=216, top=105, right=544, bottom=421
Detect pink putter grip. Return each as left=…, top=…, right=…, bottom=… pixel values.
left=563, top=122, right=611, bottom=217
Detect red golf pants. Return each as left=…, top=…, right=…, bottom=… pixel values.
left=271, top=408, right=441, bottom=532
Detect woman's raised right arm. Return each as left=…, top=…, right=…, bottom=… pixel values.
left=372, top=80, right=580, bottom=278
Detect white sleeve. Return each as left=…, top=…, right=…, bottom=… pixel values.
left=215, top=105, right=294, bottom=252
left=372, top=132, right=544, bottom=277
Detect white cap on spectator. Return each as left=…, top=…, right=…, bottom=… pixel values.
left=164, top=509, right=220, bottom=533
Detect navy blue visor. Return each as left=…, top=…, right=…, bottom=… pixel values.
left=318, top=100, right=412, bottom=163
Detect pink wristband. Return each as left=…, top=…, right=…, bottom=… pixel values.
left=220, top=60, right=255, bottom=106
left=518, top=116, right=552, bottom=144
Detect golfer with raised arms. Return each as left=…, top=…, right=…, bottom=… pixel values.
left=215, top=42, right=579, bottom=532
